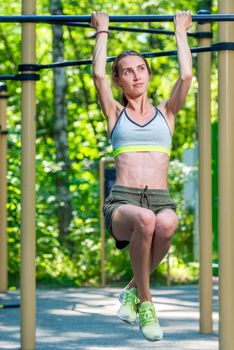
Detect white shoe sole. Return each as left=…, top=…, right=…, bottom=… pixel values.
left=116, top=310, right=136, bottom=325
left=117, top=290, right=137, bottom=325
left=139, top=327, right=163, bottom=342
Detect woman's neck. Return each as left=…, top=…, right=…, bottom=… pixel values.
left=126, top=97, right=154, bottom=114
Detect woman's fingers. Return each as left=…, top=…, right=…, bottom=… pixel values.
left=90, top=11, right=96, bottom=28
left=90, top=11, right=109, bottom=30
left=174, top=10, right=192, bottom=30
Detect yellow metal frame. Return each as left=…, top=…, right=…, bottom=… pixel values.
left=218, top=1, right=234, bottom=349
left=99, top=157, right=114, bottom=287
left=20, top=0, right=36, bottom=349
left=197, top=20, right=213, bottom=334
left=0, top=84, right=8, bottom=293
left=6, top=1, right=234, bottom=348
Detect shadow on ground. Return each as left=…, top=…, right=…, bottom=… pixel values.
left=0, top=284, right=218, bottom=350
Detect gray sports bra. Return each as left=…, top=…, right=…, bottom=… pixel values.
left=110, top=107, right=172, bottom=158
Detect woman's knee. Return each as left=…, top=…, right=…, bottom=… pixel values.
left=155, top=211, right=179, bottom=239
left=134, top=210, right=156, bottom=238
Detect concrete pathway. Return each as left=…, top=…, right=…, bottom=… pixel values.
left=0, top=283, right=218, bottom=349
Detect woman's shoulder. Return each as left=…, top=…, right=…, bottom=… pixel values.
left=156, top=99, right=173, bottom=120
left=156, top=99, right=175, bottom=135
left=107, top=101, right=125, bottom=121
left=106, top=102, right=125, bottom=136
left=156, top=100, right=167, bottom=114
left=116, top=102, right=126, bottom=117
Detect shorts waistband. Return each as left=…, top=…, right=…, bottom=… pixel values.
left=111, top=184, right=169, bottom=195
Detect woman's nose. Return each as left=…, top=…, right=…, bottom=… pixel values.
left=133, top=71, right=139, bottom=80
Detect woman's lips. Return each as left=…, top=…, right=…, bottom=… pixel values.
left=133, top=83, right=144, bottom=87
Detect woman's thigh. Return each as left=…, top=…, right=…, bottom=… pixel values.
left=112, top=204, right=156, bottom=242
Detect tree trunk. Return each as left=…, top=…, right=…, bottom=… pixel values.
left=50, top=0, right=72, bottom=245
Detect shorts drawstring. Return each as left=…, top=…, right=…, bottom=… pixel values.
left=139, top=185, right=151, bottom=209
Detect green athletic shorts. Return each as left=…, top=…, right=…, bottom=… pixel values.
left=103, top=184, right=177, bottom=250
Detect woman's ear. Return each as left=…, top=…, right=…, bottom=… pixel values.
left=114, top=77, right=122, bottom=87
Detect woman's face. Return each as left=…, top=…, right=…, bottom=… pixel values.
left=115, top=55, right=150, bottom=97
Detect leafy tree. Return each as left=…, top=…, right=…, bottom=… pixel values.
left=0, top=0, right=217, bottom=287
left=50, top=0, right=73, bottom=247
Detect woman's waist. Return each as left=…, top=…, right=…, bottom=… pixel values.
left=115, top=178, right=168, bottom=190
left=115, top=170, right=168, bottom=189
left=113, top=152, right=168, bottom=188
left=111, top=183, right=169, bottom=194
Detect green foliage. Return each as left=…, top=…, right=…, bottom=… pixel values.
left=1, top=0, right=217, bottom=288
left=156, top=258, right=199, bottom=285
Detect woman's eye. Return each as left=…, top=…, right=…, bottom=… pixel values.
left=124, top=70, right=131, bottom=76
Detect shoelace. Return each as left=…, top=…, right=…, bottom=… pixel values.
left=122, top=292, right=140, bottom=311
left=139, top=306, right=159, bottom=326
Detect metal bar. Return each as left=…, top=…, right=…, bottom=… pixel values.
left=0, top=82, right=8, bottom=293
left=0, top=75, right=20, bottom=80
left=197, top=13, right=213, bottom=334
left=20, top=0, right=36, bottom=348
left=60, top=22, right=176, bottom=34
left=34, top=46, right=212, bottom=70
left=99, top=158, right=105, bottom=288
left=218, top=0, right=234, bottom=349
left=166, top=251, right=171, bottom=287
left=0, top=74, right=40, bottom=81
left=59, top=22, right=209, bottom=38
left=0, top=14, right=234, bottom=24
left=99, top=157, right=114, bottom=288
left=3, top=43, right=230, bottom=78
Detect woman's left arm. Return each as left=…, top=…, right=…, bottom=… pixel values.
left=165, top=11, right=193, bottom=118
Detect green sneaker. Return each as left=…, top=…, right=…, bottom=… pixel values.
left=139, top=301, right=163, bottom=341
left=117, top=287, right=140, bottom=325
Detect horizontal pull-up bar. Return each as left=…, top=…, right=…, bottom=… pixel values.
left=18, top=43, right=234, bottom=71
left=0, top=14, right=234, bottom=24
left=59, top=22, right=212, bottom=38
left=33, top=46, right=213, bottom=69
left=0, top=74, right=40, bottom=81
left=1, top=43, right=233, bottom=81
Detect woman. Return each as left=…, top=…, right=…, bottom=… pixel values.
left=91, top=10, right=192, bottom=342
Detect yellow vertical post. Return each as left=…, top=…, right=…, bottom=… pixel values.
left=197, top=11, right=213, bottom=334
left=99, top=157, right=114, bottom=287
left=0, top=82, right=8, bottom=293
left=218, top=1, right=234, bottom=349
left=99, top=158, right=106, bottom=287
left=21, top=0, right=36, bottom=349
left=166, top=252, right=171, bottom=287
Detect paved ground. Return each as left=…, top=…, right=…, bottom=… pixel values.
left=0, top=283, right=218, bottom=350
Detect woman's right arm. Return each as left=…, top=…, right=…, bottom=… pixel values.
left=91, top=11, right=120, bottom=120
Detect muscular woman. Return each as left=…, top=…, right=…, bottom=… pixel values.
left=91, top=10, right=192, bottom=341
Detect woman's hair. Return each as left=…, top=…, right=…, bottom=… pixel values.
left=111, top=50, right=151, bottom=107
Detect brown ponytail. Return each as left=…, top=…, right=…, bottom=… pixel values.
left=122, top=94, right=129, bottom=107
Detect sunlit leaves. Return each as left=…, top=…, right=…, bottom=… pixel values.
left=2, top=0, right=215, bottom=286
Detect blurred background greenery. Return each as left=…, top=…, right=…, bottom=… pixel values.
left=0, top=0, right=218, bottom=288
